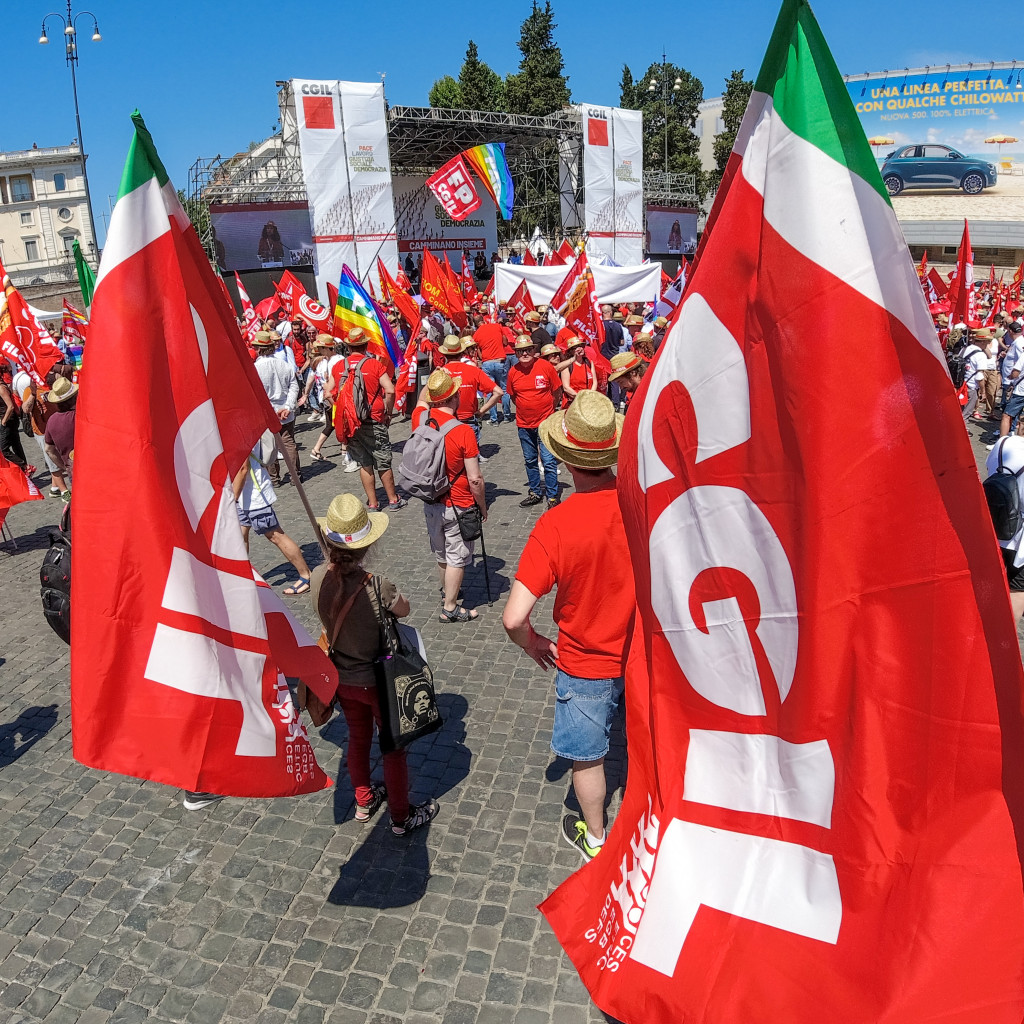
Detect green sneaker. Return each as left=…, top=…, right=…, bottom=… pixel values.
left=561, top=815, right=602, bottom=863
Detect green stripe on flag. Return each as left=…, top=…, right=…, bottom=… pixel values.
left=116, top=110, right=170, bottom=199
left=754, top=0, right=888, bottom=204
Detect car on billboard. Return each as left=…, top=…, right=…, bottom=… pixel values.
left=879, top=145, right=997, bottom=196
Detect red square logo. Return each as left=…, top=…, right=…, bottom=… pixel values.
left=588, top=118, right=609, bottom=147
left=303, top=95, right=335, bottom=130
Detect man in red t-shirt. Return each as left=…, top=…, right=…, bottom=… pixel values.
left=473, top=320, right=515, bottom=425
left=505, top=336, right=562, bottom=508
left=330, top=327, right=406, bottom=512
left=502, top=390, right=633, bottom=862
left=440, top=337, right=503, bottom=448
left=410, top=369, right=487, bottom=623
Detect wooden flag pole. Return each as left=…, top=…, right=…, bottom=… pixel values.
left=275, top=435, right=328, bottom=560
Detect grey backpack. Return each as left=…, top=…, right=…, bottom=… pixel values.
left=396, top=416, right=463, bottom=502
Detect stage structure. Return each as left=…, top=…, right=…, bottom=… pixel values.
left=188, top=84, right=700, bottom=293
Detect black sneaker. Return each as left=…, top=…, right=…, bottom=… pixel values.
left=546, top=496, right=561, bottom=509
left=519, top=491, right=543, bottom=508
left=182, top=791, right=223, bottom=811
left=392, top=799, right=439, bottom=836
left=561, top=815, right=602, bottom=863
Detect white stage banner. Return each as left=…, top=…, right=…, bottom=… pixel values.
left=393, top=175, right=498, bottom=259
left=494, top=262, right=660, bottom=306
left=293, top=80, right=398, bottom=300
left=582, top=104, right=644, bottom=266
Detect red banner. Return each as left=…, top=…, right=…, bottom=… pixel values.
left=507, top=279, right=535, bottom=328
left=420, top=249, right=467, bottom=330
left=234, top=272, right=260, bottom=342
left=72, top=135, right=337, bottom=798
left=378, top=258, right=422, bottom=333
left=560, top=260, right=606, bottom=366
left=0, top=450, right=42, bottom=510
left=0, top=259, right=62, bottom=386
left=426, top=154, right=482, bottom=222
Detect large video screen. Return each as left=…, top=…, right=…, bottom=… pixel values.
left=209, top=201, right=314, bottom=272
left=646, top=206, right=698, bottom=256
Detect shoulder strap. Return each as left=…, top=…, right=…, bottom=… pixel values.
left=324, top=571, right=371, bottom=649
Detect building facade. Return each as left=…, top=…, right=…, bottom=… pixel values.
left=0, top=142, right=97, bottom=301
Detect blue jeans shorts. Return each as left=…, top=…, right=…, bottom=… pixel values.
left=237, top=505, right=280, bottom=535
left=551, top=670, right=624, bottom=762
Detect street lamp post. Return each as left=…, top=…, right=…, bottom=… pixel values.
left=39, top=1, right=102, bottom=262
left=648, top=52, right=682, bottom=175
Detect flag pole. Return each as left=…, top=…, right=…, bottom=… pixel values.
left=357, top=213, right=402, bottom=287
left=275, top=437, right=328, bottom=559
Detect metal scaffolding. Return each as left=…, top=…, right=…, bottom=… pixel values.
left=187, top=92, right=702, bottom=260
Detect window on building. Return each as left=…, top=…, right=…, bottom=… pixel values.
left=57, top=207, right=72, bottom=223
left=53, top=173, right=66, bottom=192
left=20, top=211, right=33, bottom=227
left=694, top=120, right=704, bottom=138
left=24, top=239, right=40, bottom=261
left=715, top=117, right=725, bottom=133
left=10, top=175, right=33, bottom=202
left=0, top=180, right=6, bottom=205
left=62, top=235, right=77, bottom=256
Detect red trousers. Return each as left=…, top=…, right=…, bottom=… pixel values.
left=336, top=683, right=409, bottom=822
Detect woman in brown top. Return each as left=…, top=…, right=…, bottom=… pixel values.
left=312, top=493, right=439, bottom=835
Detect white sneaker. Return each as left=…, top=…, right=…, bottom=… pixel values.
left=307, top=412, right=321, bottom=423
left=344, top=459, right=361, bottom=473
left=478, top=454, right=490, bottom=463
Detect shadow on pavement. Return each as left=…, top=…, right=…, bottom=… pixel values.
left=0, top=704, right=59, bottom=768
left=326, top=692, right=471, bottom=908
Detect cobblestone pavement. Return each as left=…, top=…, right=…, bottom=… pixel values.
left=0, top=411, right=625, bottom=1024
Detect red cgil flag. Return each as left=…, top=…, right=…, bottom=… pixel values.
left=0, top=259, right=62, bottom=386
left=927, top=265, right=948, bottom=299
left=234, top=272, right=260, bottom=343
left=522, top=248, right=537, bottom=266
left=378, top=257, right=422, bottom=333
left=917, top=249, right=928, bottom=279
left=549, top=249, right=589, bottom=313
left=947, top=220, right=978, bottom=327
left=560, top=259, right=607, bottom=369
left=541, top=2, right=1024, bottom=1021
left=555, top=238, right=576, bottom=265
left=275, top=269, right=306, bottom=316
left=460, top=254, right=478, bottom=304
left=0, top=450, right=43, bottom=511
left=506, top=279, right=535, bottom=329
left=71, top=112, right=336, bottom=798
left=421, top=250, right=466, bottom=330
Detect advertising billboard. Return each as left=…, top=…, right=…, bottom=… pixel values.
left=846, top=64, right=1024, bottom=165
left=646, top=205, right=698, bottom=256
left=393, top=174, right=498, bottom=258
left=209, top=202, right=314, bottom=273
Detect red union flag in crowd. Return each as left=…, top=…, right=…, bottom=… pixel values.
left=71, top=112, right=337, bottom=798
left=0, top=259, right=62, bottom=386
left=425, top=154, right=482, bottom=222
left=234, top=272, right=260, bottom=343
left=541, top=2, right=1024, bottom=1021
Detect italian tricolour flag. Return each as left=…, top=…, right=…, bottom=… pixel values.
left=541, top=2, right=1024, bottom=1022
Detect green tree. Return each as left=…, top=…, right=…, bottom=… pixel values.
left=428, top=75, right=463, bottom=109
left=711, top=69, right=754, bottom=188
left=620, top=60, right=704, bottom=194
left=458, top=40, right=504, bottom=111
left=504, top=1, right=571, bottom=117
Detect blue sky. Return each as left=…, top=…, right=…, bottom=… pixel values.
left=6, top=0, right=1015, bottom=242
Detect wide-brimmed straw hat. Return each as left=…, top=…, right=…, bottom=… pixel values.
left=427, top=368, right=460, bottom=403
left=514, top=335, right=536, bottom=352
left=46, top=376, right=79, bottom=404
left=254, top=330, right=278, bottom=348
left=538, top=390, right=624, bottom=470
left=440, top=335, right=465, bottom=356
left=625, top=314, right=644, bottom=327
left=317, top=493, right=389, bottom=551
left=563, top=335, right=585, bottom=353
left=540, top=343, right=561, bottom=360
left=607, top=351, right=644, bottom=381
left=523, top=311, right=541, bottom=324
left=653, top=316, right=669, bottom=329
left=347, top=327, right=369, bottom=347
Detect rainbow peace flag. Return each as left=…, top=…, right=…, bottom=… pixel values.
left=463, top=143, right=514, bottom=221
left=333, top=264, right=402, bottom=367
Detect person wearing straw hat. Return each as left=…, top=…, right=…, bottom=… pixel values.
left=502, top=391, right=634, bottom=862
left=650, top=315, right=670, bottom=354
left=409, top=369, right=487, bottom=623
left=253, top=331, right=301, bottom=487
left=607, top=351, right=647, bottom=410
left=308, top=336, right=359, bottom=471
left=310, top=493, right=440, bottom=835
left=42, top=374, right=80, bottom=487
left=440, top=337, right=503, bottom=451
left=506, top=335, right=562, bottom=508
left=558, top=336, right=597, bottom=408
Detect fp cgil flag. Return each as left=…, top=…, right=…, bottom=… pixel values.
left=426, top=154, right=482, bottom=222
left=541, top=2, right=1024, bottom=1021
left=71, top=113, right=337, bottom=797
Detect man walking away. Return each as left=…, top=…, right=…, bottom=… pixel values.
left=506, top=336, right=561, bottom=509
left=253, top=331, right=300, bottom=485
left=502, top=391, right=635, bottom=861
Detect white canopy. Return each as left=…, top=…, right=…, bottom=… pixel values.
left=29, top=304, right=62, bottom=321
left=493, top=262, right=660, bottom=306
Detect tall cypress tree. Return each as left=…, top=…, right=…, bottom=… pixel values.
left=504, top=1, right=571, bottom=117
left=459, top=41, right=505, bottom=111
left=711, top=69, right=754, bottom=185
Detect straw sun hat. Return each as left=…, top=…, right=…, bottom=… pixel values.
left=347, top=327, right=368, bottom=347
left=440, top=335, right=466, bottom=356
left=317, top=493, right=389, bottom=550
left=427, top=368, right=460, bottom=403
left=540, top=343, right=561, bottom=360
left=563, top=335, right=585, bottom=353
left=514, top=335, right=536, bottom=352
left=607, top=351, right=644, bottom=381
left=538, top=390, right=624, bottom=470
left=46, top=376, right=79, bottom=403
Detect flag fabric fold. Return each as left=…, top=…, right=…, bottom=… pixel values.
left=234, top=272, right=259, bottom=343
left=540, top=2, right=1024, bottom=1021
left=463, top=142, right=514, bottom=220
left=0, top=260, right=62, bottom=386
left=333, top=264, right=402, bottom=367
left=378, top=258, right=422, bottom=332
left=71, top=111, right=336, bottom=798
left=420, top=250, right=467, bottom=330
left=72, top=238, right=97, bottom=311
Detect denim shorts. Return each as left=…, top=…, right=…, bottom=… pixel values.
left=551, top=670, right=624, bottom=762
left=236, top=505, right=280, bottom=535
